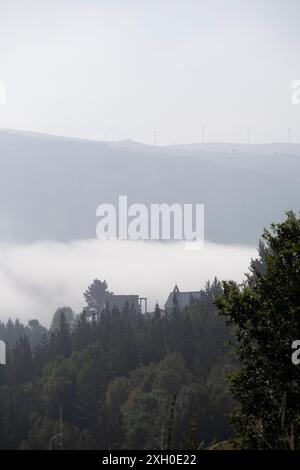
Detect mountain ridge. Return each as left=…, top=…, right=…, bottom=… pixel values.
left=1, top=129, right=299, bottom=245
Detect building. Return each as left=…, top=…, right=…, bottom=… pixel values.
left=164, top=285, right=202, bottom=313
left=106, top=295, right=147, bottom=314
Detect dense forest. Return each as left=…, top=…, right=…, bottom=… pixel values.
left=0, top=212, right=300, bottom=450
left=0, top=278, right=235, bottom=450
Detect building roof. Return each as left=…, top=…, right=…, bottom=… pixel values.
left=164, top=286, right=202, bottom=311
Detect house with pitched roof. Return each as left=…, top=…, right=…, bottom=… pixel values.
left=164, top=285, right=202, bottom=313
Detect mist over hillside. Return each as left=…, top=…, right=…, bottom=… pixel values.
left=1, top=129, right=299, bottom=246
left=1, top=0, right=300, bottom=453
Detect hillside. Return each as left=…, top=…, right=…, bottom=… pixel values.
left=1, top=129, right=299, bottom=245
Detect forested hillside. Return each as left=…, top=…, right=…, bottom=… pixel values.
left=0, top=280, right=235, bottom=450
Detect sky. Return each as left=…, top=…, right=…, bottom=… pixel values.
left=0, top=0, right=300, bottom=145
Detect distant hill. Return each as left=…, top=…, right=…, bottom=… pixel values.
left=1, top=129, right=300, bottom=245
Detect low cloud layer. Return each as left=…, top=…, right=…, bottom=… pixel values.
left=0, top=239, right=256, bottom=326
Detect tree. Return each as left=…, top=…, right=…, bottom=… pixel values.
left=154, top=302, right=161, bottom=320
left=9, top=336, right=34, bottom=385
left=84, top=279, right=111, bottom=319
left=20, top=415, right=95, bottom=450
left=27, top=319, right=49, bottom=348
left=51, top=307, right=75, bottom=332
left=216, top=212, right=300, bottom=449
left=49, top=312, right=71, bottom=359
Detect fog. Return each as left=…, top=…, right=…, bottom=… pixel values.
left=0, top=239, right=256, bottom=325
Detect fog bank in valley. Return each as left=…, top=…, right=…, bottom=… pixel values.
left=0, top=239, right=256, bottom=325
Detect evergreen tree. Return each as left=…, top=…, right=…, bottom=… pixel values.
left=49, top=312, right=71, bottom=359
left=84, top=279, right=111, bottom=319
left=51, top=307, right=75, bottom=332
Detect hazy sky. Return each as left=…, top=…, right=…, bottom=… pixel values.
left=1, top=0, right=300, bottom=144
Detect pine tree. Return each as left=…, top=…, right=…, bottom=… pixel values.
left=84, top=279, right=111, bottom=319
